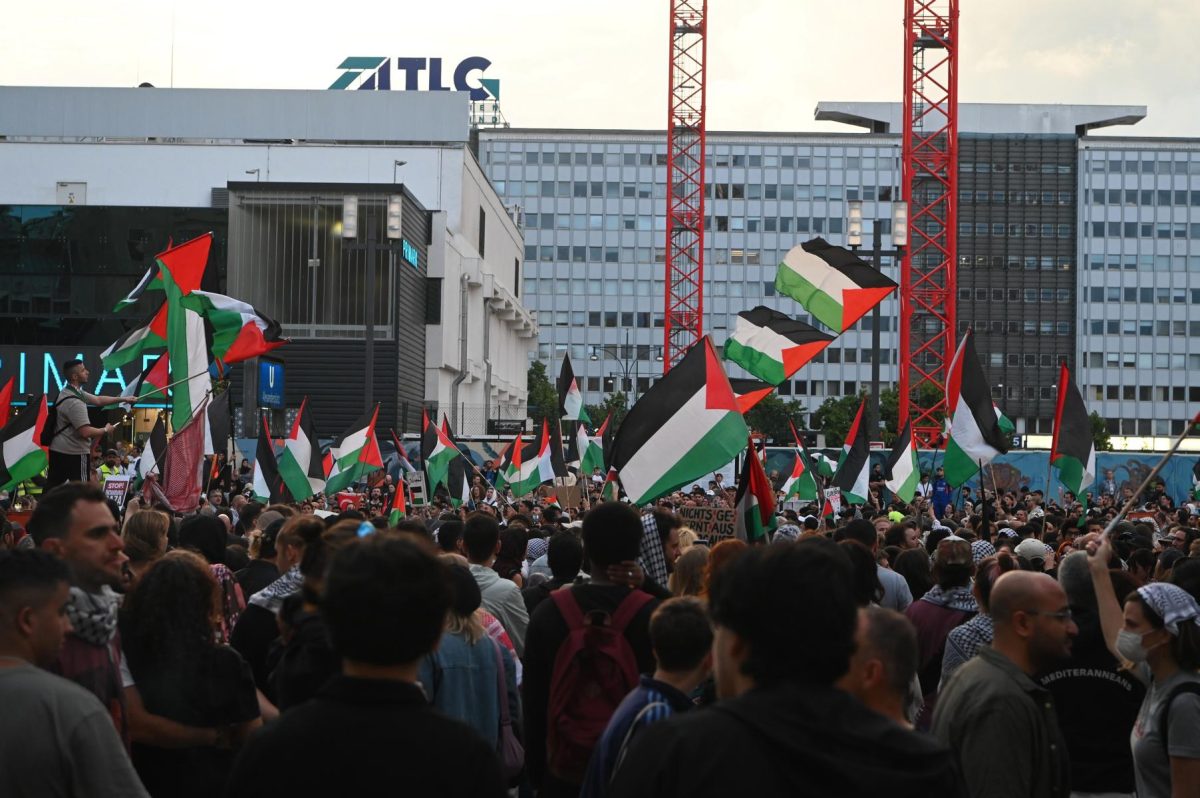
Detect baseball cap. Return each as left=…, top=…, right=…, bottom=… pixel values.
left=1014, top=538, right=1047, bottom=563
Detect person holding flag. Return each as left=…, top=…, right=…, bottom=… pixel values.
left=46, top=359, right=129, bottom=489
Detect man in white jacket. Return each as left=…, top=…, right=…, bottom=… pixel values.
left=461, top=514, right=529, bottom=658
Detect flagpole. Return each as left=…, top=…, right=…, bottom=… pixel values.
left=1102, top=411, right=1200, bottom=537
left=123, top=368, right=215, bottom=406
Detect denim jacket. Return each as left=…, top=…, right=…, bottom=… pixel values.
left=418, top=630, right=520, bottom=749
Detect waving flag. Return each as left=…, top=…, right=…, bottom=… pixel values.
left=775, top=238, right=897, bottom=333
left=557, top=353, right=591, bottom=424
left=729, top=379, right=775, bottom=414
left=278, top=397, right=325, bottom=501
left=388, top=481, right=408, bottom=525
left=1050, top=364, right=1096, bottom=499
left=420, top=410, right=459, bottom=492
left=134, top=414, right=168, bottom=487
left=610, top=337, right=748, bottom=506
left=832, top=399, right=870, bottom=504
left=251, top=414, right=286, bottom=504
left=325, top=406, right=383, bottom=494
left=723, top=306, right=834, bottom=384
left=734, top=439, right=776, bottom=542
left=944, top=329, right=1014, bottom=487
left=0, top=397, right=49, bottom=492
left=884, top=419, right=920, bottom=503
left=181, top=290, right=286, bottom=368
left=0, top=377, right=13, bottom=427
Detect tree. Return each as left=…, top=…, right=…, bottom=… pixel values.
left=810, top=393, right=867, bottom=449
left=1090, top=411, right=1112, bottom=452
left=584, top=391, right=629, bottom=434
left=743, top=394, right=807, bottom=445
left=526, top=362, right=559, bottom=429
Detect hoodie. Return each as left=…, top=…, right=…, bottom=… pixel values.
left=608, top=681, right=963, bottom=798
left=469, top=563, right=529, bottom=658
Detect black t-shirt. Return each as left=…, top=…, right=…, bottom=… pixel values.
left=128, top=645, right=259, bottom=798
left=230, top=603, right=280, bottom=692
left=1040, top=639, right=1144, bottom=793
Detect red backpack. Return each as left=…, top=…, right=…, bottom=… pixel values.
left=546, top=588, right=653, bottom=783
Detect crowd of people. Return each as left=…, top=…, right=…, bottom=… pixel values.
left=2, top=397, right=1200, bottom=797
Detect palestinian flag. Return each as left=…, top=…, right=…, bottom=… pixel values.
left=577, top=423, right=606, bottom=477
left=729, top=379, right=775, bottom=414
left=0, top=377, right=13, bottom=427
left=121, top=353, right=170, bottom=410
left=135, top=414, right=168, bottom=486
left=774, top=238, right=897, bottom=333
left=812, top=451, right=837, bottom=479
left=112, top=234, right=211, bottom=312
left=101, top=305, right=169, bottom=369
left=181, top=290, right=286, bottom=369
left=884, top=419, right=920, bottom=503
left=944, top=329, right=1014, bottom=488
left=734, top=439, right=776, bottom=542
left=204, top=394, right=231, bottom=457
left=832, top=399, right=870, bottom=504
left=494, top=432, right=521, bottom=492
left=0, top=397, right=48, bottom=492
left=723, top=306, right=834, bottom=384
left=1050, top=363, right=1096, bottom=498
left=252, top=414, right=286, bottom=503
left=113, top=263, right=162, bottom=312
left=601, top=467, right=621, bottom=502
left=420, top=410, right=459, bottom=492
left=509, top=420, right=556, bottom=498
left=278, top=397, right=325, bottom=501
left=447, top=455, right=472, bottom=507
left=325, top=406, right=384, bottom=494
left=781, top=449, right=819, bottom=501
left=389, top=429, right=418, bottom=474
left=610, top=337, right=748, bottom=506
left=162, top=261, right=212, bottom=431
left=557, top=353, right=591, bottom=424
left=388, top=481, right=407, bottom=525
left=548, top=418, right=569, bottom=479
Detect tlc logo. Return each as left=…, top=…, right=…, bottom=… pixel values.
left=329, top=57, right=499, bottom=102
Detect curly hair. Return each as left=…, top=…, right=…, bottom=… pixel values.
left=122, top=550, right=218, bottom=676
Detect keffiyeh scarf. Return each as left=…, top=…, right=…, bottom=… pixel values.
left=1137, top=582, right=1200, bottom=635
left=919, top=584, right=979, bottom=614
left=247, top=565, right=303, bottom=614
left=637, top=513, right=670, bottom=588
left=65, top=586, right=120, bottom=647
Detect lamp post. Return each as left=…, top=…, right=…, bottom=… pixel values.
left=848, top=199, right=908, bottom=443
left=590, top=330, right=663, bottom=405
left=342, top=194, right=406, bottom=413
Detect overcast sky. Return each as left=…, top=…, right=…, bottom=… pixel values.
left=3, top=0, right=1196, bottom=137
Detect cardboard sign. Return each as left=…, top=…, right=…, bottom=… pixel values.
left=675, top=505, right=737, bottom=543
left=408, top=472, right=428, bottom=507
left=823, top=487, right=842, bottom=518
left=103, top=476, right=132, bottom=510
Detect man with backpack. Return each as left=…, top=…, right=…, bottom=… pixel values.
left=46, top=359, right=127, bottom=489
left=581, top=597, right=711, bottom=798
left=523, top=501, right=658, bottom=798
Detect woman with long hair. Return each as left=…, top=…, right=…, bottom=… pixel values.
left=492, top=525, right=527, bottom=588
left=418, top=563, right=520, bottom=753
left=121, top=509, right=170, bottom=590
left=178, top=514, right=244, bottom=644
left=121, top=550, right=261, bottom=797
left=701, top=539, right=748, bottom=599
left=893, top=548, right=935, bottom=602
left=668, top=545, right=710, bottom=597
left=1087, top=537, right=1200, bottom=797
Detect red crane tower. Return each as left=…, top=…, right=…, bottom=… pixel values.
left=900, top=0, right=959, bottom=447
left=663, top=0, right=707, bottom=371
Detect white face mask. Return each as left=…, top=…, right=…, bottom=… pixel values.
left=1116, top=628, right=1158, bottom=662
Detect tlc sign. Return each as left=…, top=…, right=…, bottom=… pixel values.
left=329, top=57, right=499, bottom=102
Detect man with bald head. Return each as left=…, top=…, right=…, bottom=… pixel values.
left=932, top=571, right=1077, bottom=798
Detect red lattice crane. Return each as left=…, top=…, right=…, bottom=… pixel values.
left=663, top=0, right=707, bottom=371
left=900, top=0, right=959, bottom=447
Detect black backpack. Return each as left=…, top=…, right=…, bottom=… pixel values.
left=1158, top=681, right=1200, bottom=758
left=39, top=391, right=85, bottom=448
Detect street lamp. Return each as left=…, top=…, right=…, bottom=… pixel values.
left=847, top=199, right=909, bottom=442
left=342, top=194, right=406, bottom=413
left=393, top=160, right=407, bottom=183
left=590, top=330, right=661, bottom=404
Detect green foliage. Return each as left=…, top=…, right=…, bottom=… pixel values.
left=584, top=391, right=629, bottom=433
left=1090, top=411, right=1112, bottom=452
left=527, top=362, right=560, bottom=428
left=810, top=393, right=866, bottom=449
left=743, top=393, right=808, bottom=445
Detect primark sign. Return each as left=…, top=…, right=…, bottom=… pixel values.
left=328, top=56, right=499, bottom=101
left=0, top=346, right=163, bottom=405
